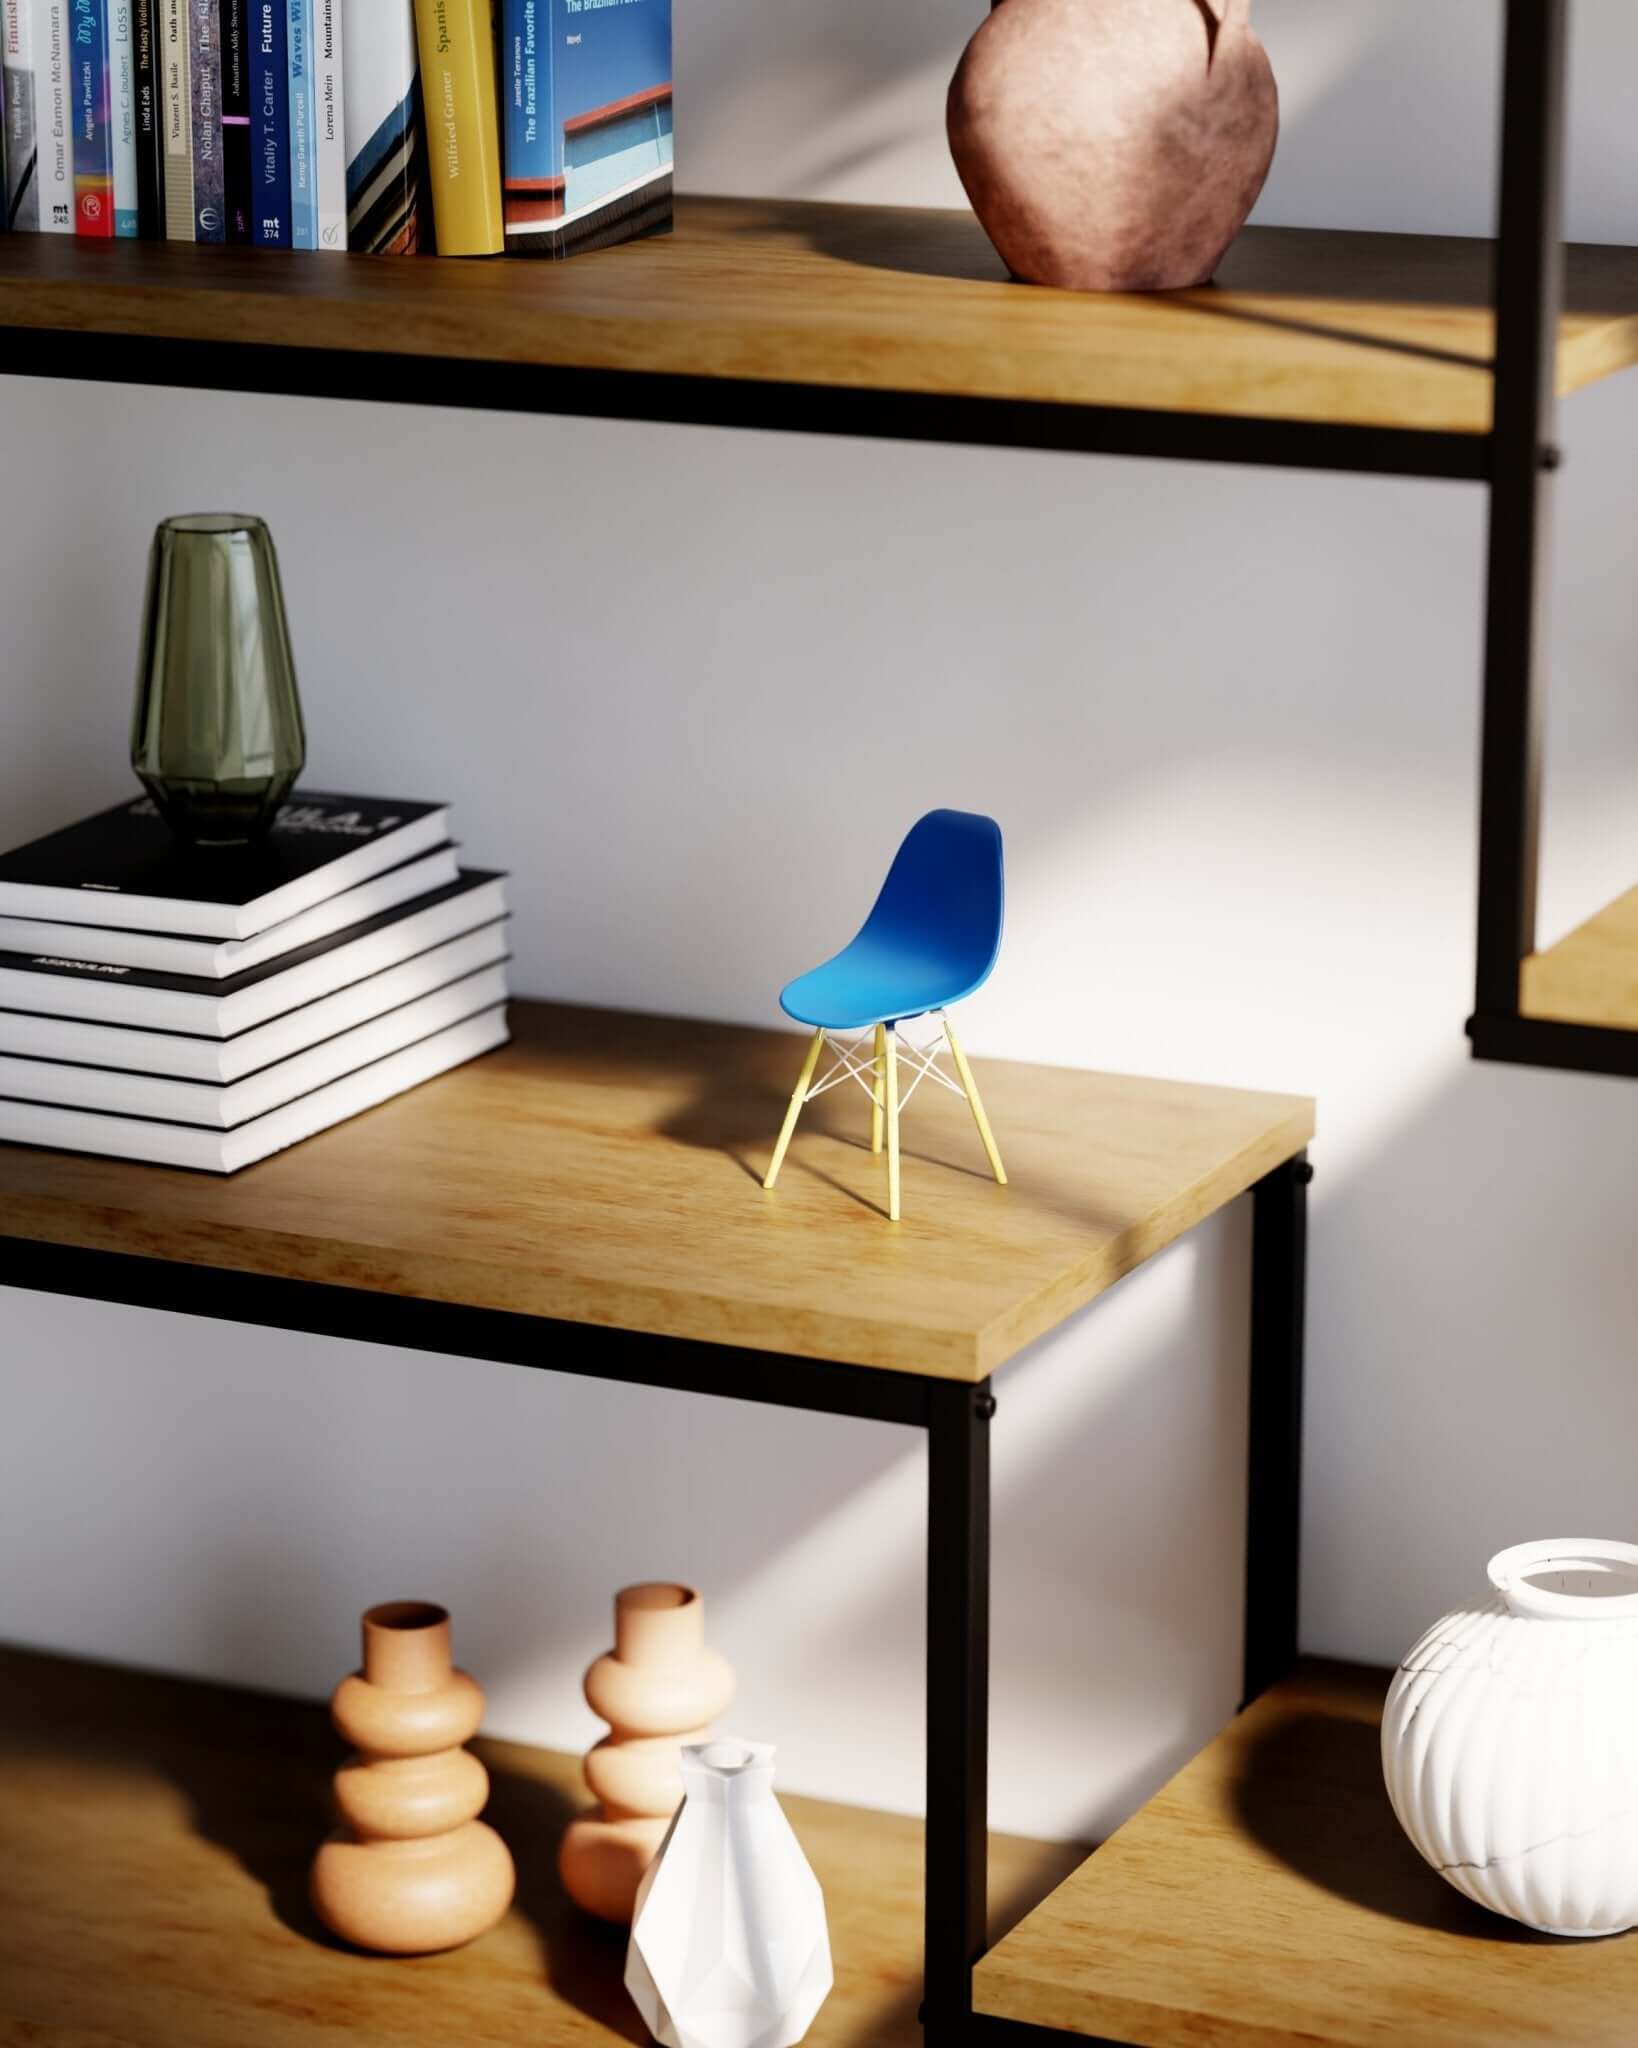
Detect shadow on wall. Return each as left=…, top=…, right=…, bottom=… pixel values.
left=1300, top=1050, right=1638, bottom=1669
left=682, top=0, right=1408, bottom=219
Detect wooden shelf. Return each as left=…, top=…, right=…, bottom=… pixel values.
left=0, top=998, right=1313, bottom=1383
left=975, top=1662, right=1638, bottom=2047
left=0, top=1645, right=1079, bottom=2048
left=5, top=198, right=1637, bottom=468
left=1521, top=885, right=1638, bottom=1034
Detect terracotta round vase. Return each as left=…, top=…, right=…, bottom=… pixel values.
left=310, top=1602, right=515, bottom=1954
left=558, top=1583, right=736, bottom=1924
left=947, top=0, right=1279, bottom=291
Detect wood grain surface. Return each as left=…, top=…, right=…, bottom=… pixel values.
left=1, top=198, right=1635, bottom=433
left=975, top=1662, right=1638, bottom=2046
left=1521, top=885, right=1638, bottom=1032
left=0, top=999, right=1313, bottom=1381
left=0, top=1647, right=1080, bottom=2048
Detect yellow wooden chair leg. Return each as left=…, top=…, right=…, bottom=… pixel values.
left=884, top=1026, right=901, bottom=1221
left=945, top=1015, right=1007, bottom=1186
left=764, top=1030, right=825, bottom=1191
left=871, top=1023, right=886, bottom=1154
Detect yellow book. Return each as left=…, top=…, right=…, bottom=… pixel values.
left=413, top=0, right=504, bottom=254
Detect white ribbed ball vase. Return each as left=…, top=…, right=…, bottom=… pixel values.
left=1382, top=1538, right=1638, bottom=1937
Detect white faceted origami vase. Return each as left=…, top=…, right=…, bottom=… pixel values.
left=1382, top=1538, right=1638, bottom=1936
left=625, top=1740, right=834, bottom=2048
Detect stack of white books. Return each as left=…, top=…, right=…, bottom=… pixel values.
left=0, top=792, right=510, bottom=1173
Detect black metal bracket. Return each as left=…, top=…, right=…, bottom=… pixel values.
left=1242, top=1152, right=1310, bottom=1709
left=0, top=324, right=1489, bottom=479
left=0, top=1237, right=935, bottom=1426
left=1470, top=0, right=1578, bottom=1066
left=923, top=1377, right=995, bottom=2039
left=1468, top=1009, right=1638, bottom=1080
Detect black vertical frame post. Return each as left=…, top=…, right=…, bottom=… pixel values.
left=1242, top=1154, right=1310, bottom=1707
left=1473, top=0, right=1569, bottom=1024
left=923, top=1375, right=993, bottom=2040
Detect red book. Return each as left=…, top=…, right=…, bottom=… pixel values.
left=71, top=0, right=116, bottom=233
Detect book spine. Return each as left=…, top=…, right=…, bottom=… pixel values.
left=501, top=0, right=672, bottom=259
left=283, top=0, right=310, bottom=244
left=3, top=0, right=38, bottom=228
left=158, top=0, right=191, bottom=235
left=70, top=0, right=112, bottom=234
left=309, top=0, right=338, bottom=244
left=29, top=0, right=72, bottom=226
left=500, top=0, right=549, bottom=250
left=411, top=0, right=500, bottom=256
left=249, top=0, right=287, bottom=244
left=186, top=0, right=220, bottom=234
left=217, top=0, right=247, bottom=237
left=342, top=0, right=422, bottom=252
left=131, top=0, right=160, bottom=232
left=107, top=0, right=135, bottom=228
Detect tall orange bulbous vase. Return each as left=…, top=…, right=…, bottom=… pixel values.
left=310, top=1602, right=515, bottom=1954
left=559, top=1583, right=736, bottom=1924
left=948, top=0, right=1278, bottom=292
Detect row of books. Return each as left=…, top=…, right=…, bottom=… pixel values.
left=0, top=792, right=511, bottom=1171
left=0, top=0, right=672, bottom=257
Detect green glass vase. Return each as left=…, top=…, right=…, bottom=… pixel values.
left=131, top=513, right=307, bottom=845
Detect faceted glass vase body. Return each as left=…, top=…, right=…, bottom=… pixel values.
left=1382, top=1539, right=1638, bottom=1937
left=131, top=513, right=306, bottom=845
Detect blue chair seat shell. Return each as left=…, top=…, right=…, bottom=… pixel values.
left=779, top=810, right=1004, bottom=1032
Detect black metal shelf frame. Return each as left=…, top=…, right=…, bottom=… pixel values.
left=1464, top=0, right=1638, bottom=1080
left=6, top=11, right=1620, bottom=1075
left=0, top=1151, right=1309, bottom=2047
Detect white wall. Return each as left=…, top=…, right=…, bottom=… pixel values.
left=2, top=2, right=1636, bottom=1845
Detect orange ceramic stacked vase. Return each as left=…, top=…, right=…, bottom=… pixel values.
left=559, top=1583, right=736, bottom=1923
left=310, top=1601, right=515, bottom=1953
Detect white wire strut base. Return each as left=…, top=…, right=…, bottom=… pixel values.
left=762, top=1010, right=1008, bottom=1222
left=805, top=1019, right=962, bottom=1116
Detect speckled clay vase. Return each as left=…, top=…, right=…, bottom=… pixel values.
left=559, top=1584, right=736, bottom=1924
left=310, top=1601, right=515, bottom=1953
left=1382, top=1540, right=1638, bottom=1937
left=947, top=0, right=1278, bottom=291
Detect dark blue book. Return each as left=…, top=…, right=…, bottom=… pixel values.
left=219, top=0, right=250, bottom=239
left=249, top=0, right=288, bottom=244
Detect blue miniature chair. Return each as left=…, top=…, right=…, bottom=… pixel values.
left=763, top=809, right=1008, bottom=1222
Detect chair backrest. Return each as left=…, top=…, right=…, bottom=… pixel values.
left=859, top=809, right=1004, bottom=993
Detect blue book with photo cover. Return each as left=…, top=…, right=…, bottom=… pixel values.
left=250, top=0, right=289, bottom=243
left=500, top=0, right=670, bottom=259
left=284, top=0, right=312, bottom=246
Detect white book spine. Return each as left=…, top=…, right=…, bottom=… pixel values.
left=109, top=0, right=138, bottom=232
left=312, top=0, right=344, bottom=246
left=2, top=0, right=37, bottom=229
left=28, top=0, right=73, bottom=230
left=342, top=0, right=420, bottom=252
left=0, top=1007, right=510, bottom=1171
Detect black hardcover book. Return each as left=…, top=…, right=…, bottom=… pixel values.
left=0, top=869, right=505, bottom=1037
left=133, top=0, right=164, bottom=235
left=0, top=792, right=453, bottom=940
left=219, top=0, right=251, bottom=241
